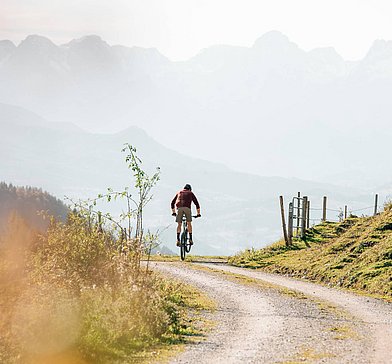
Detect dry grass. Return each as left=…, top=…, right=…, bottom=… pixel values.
left=0, top=213, right=211, bottom=363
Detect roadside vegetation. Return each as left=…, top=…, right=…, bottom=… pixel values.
left=0, top=214, right=211, bottom=363
left=0, top=146, right=213, bottom=363
left=229, top=202, right=392, bottom=300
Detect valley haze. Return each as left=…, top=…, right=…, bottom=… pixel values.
left=0, top=31, right=391, bottom=254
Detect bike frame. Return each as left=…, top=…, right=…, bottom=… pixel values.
left=180, top=215, right=192, bottom=260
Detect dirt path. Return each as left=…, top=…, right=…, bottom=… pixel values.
left=200, top=263, right=392, bottom=364
left=151, top=262, right=392, bottom=363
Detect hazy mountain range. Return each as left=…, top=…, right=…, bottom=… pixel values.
left=0, top=102, right=378, bottom=254
left=1, top=31, right=392, bottom=189
left=1, top=31, right=391, bottom=253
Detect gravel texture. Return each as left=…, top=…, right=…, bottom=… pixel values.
left=151, top=262, right=391, bottom=363
left=202, top=263, right=392, bottom=364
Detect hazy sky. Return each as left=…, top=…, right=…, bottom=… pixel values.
left=1, top=0, right=392, bottom=61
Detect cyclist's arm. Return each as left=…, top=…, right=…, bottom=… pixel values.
left=192, top=193, right=201, bottom=216
left=171, top=194, right=177, bottom=214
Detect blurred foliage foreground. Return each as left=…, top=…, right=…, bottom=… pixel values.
left=0, top=213, right=203, bottom=364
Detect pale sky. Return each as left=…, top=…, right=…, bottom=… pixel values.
left=1, top=0, right=392, bottom=61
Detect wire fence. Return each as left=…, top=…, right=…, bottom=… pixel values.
left=351, top=206, right=374, bottom=213
left=308, top=204, right=376, bottom=225
left=281, top=193, right=387, bottom=246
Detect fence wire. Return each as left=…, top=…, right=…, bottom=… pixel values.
left=310, top=206, right=375, bottom=214
left=351, top=206, right=373, bottom=212
left=285, top=194, right=380, bottom=245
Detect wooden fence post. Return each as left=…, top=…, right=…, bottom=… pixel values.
left=296, top=192, right=301, bottom=236
left=301, top=196, right=308, bottom=239
left=288, top=202, right=293, bottom=245
left=322, top=196, right=327, bottom=221
left=344, top=205, right=347, bottom=219
left=279, top=196, right=289, bottom=246
left=374, top=194, right=379, bottom=216
left=306, top=200, right=310, bottom=229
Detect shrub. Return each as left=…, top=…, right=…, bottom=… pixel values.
left=0, top=213, right=189, bottom=363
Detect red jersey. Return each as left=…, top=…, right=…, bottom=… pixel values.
left=171, top=189, right=200, bottom=209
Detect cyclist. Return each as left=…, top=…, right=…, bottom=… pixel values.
left=171, top=184, right=201, bottom=246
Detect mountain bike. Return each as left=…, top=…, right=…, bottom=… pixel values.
left=179, top=214, right=199, bottom=261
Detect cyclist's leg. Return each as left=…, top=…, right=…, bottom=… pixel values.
left=176, top=222, right=181, bottom=246
left=183, top=208, right=193, bottom=243
left=175, top=209, right=183, bottom=245
left=187, top=222, right=193, bottom=244
left=177, top=222, right=182, bottom=241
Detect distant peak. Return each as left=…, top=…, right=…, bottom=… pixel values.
left=253, top=31, right=291, bottom=48
left=20, top=34, right=56, bottom=48
left=67, top=35, right=108, bottom=47
left=0, top=40, right=16, bottom=49
left=371, top=39, right=389, bottom=48
left=0, top=40, right=16, bottom=59
left=367, top=39, right=392, bottom=53
left=119, top=125, right=149, bottom=137
left=364, top=39, right=392, bottom=61
left=78, top=34, right=103, bottom=42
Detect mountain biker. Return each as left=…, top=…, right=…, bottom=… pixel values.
left=171, top=184, right=201, bottom=246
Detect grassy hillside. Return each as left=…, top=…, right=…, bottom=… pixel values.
left=229, top=203, right=392, bottom=300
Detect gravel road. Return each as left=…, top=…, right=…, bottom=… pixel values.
left=152, top=262, right=392, bottom=363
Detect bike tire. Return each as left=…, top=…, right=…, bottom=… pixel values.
left=184, top=225, right=192, bottom=253
left=180, top=232, right=186, bottom=260
left=185, top=238, right=192, bottom=253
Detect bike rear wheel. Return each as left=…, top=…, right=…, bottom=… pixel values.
left=185, top=237, right=192, bottom=253
left=180, top=231, right=187, bottom=260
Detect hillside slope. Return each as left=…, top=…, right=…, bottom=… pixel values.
left=0, top=182, right=69, bottom=233
left=229, top=204, right=392, bottom=300
left=0, top=103, right=371, bottom=254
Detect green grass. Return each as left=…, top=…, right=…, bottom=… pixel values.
left=229, top=205, right=392, bottom=301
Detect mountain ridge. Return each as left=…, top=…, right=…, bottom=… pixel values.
left=1, top=31, right=392, bottom=189
left=6, top=31, right=392, bottom=63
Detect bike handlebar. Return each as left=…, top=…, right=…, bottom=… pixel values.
left=172, top=213, right=201, bottom=218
